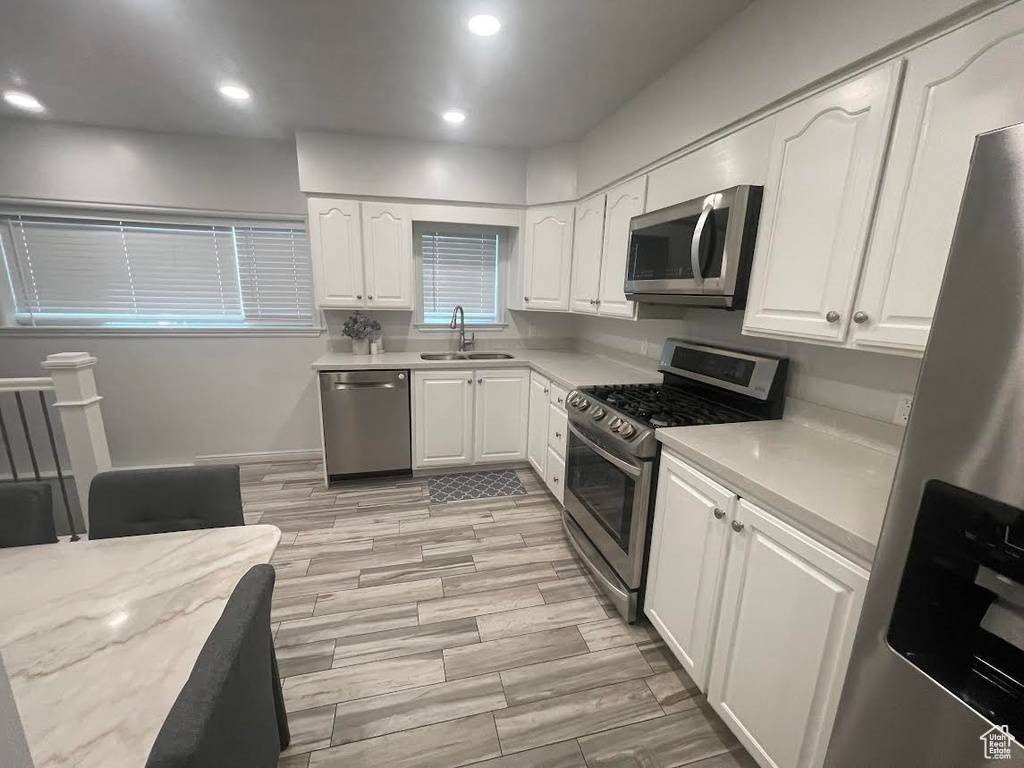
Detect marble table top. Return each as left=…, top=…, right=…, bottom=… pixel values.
left=0, top=524, right=281, bottom=768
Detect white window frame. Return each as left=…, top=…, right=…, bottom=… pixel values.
left=413, top=221, right=509, bottom=332
left=0, top=205, right=322, bottom=337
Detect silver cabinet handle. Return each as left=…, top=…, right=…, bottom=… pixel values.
left=557, top=397, right=564, bottom=404
left=713, top=508, right=725, bottom=520
left=368, top=295, right=374, bottom=300
left=555, top=431, right=562, bottom=438
left=477, top=378, right=483, bottom=383
left=853, top=311, right=869, bottom=324
left=731, top=520, right=745, bottom=532
left=594, top=299, right=601, bottom=305
left=589, top=299, right=596, bottom=305
left=553, top=476, right=559, bottom=484
left=524, top=296, right=530, bottom=302
left=690, top=203, right=714, bottom=285
left=543, top=388, right=549, bottom=394
left=467, top=379, right=473, bottom=384
left=356, top=294, right=362, bottom=299
left=825, top=310, right=840, bottom=323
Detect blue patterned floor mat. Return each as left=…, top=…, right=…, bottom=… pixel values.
left=428, top=470, right=528, bottom=503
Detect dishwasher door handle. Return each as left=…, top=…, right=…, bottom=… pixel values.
left=333, top=381, right=398, bottom=390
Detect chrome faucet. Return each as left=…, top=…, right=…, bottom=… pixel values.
left=449, top=305, right=475, bottom=351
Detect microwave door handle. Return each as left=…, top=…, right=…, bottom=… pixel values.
left=690, top=203, right=714, bottom=285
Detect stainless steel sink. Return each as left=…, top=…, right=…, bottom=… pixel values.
left=418, top=352, right=516, bottom=361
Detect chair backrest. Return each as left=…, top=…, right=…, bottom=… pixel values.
left=89, top=465, right=243, bottom=540
left=0, top=482, right=57, bottom=548
left=146, top=564, right=281, bottom=768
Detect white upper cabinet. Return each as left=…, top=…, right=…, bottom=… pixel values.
left=852, top=2, right=1024, bottom=354
left=743, top=61, right=902, bottom=344
left=308, top=197, right=365, bottom=308
left=598, top=176, right=647, bottom=318
left=569, top=193, right=606, bottom=314
left=361, top=201, right=414, bottom=309
left=708, top=498, right=868, bottom=768
left=474, top=369, right=530, bottom=464
left=523, top=205, right=574, bottom=311
left=645, top=450, right=736, bottom=690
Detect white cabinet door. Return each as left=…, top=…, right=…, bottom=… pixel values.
left=523, top=205, right=574, bottom=311
left=412, top=370, right=474, bottom=469
left=644, top=450, right=735, bottom=690
left=598, top=176, right=647, bottom=318
left=743, top=62, right=901, bottom=344
left=570, top=193, right=606, bottom=314
left=474, top=368, right=530, bottom=464
left=307, top=198, right=365, bottom=308
left=708, top=499, right=868, bottom=768
left=545, top=446, right=566, bottom=504
left=852, top=3, right=1024, bottom=354
left=527, top=372, right=550, bottom=477
left=361, top=201, right=413, bottom=309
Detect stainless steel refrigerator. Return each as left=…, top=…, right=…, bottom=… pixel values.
left=827, top=123, right=1024, bottom=764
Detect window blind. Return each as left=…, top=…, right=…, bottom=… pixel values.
left=421, top=229, right=499, bottom=325
left=1, top=214, right=314, bottom=328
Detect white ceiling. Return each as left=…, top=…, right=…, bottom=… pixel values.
left=0, top=0, right=751, bottom=148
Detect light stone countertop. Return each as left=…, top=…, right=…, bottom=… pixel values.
left=657, top=420, right=898, bottom=564
left=0, top=524, right=281, bottom=768
left=312, top=349, right=662, bottom=390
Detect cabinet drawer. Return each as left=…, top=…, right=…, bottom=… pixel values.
left=548, top=405, right=568, bottom=456
left=545, top=446, right=566, bottom=504
left=550, top=383, right=569, bottom=410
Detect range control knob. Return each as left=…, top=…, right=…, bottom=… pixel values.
left=618, top=424, right=637, bottom=439
left=567, top=390, right=580, bottom=406
left=608, top=417, right=623, bottom=430
left=577, top=398, right=590, bottom=411
left=591, top=407, right=606, bottom=421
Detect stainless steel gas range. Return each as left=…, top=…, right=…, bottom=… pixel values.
left=562, top=339, right=788, bottom=622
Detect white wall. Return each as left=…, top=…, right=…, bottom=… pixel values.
left=576, top=0, right=982, bottom=193
left=0, top=118, right=305, bottom=214
left=296, top=130, right=528, bottom=205
left=0, top=334, right=327, bottom=467
left=571, top=311, right=921, bottom=423
left=526, top=142, right=579, bottom=205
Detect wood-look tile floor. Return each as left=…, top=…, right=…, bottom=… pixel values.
left=241, top=461, right=757, bottom=768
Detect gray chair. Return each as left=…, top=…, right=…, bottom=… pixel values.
left=88, top=465, right=244, bottom=540
left=0, top=482, right=57, bottom=548
left=146, top=564, right=289, bottom=768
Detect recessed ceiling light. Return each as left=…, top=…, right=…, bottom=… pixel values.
left=218, top=82, right=251, bottom=102
left=467, top=14, right=501, bottom=36
left=3, top=90, right=45, bottom=113
left=442, top=109, right=466, bottom=125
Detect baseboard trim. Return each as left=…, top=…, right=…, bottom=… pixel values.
left=194, top=449, right=322, bottom=465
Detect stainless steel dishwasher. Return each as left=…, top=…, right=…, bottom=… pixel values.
left=319, top=370, right=412, bottom=479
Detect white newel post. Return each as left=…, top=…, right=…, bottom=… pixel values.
left=40, top=353, right=111, bottom=534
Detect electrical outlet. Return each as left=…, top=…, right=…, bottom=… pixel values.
left=639, top=339, right=649, bottom=357
left=894, top=394, right=913, bottom=426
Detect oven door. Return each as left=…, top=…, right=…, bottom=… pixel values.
left=564, top=422, right=654, bottom=590
left=625, top=185, right=750, bottom=296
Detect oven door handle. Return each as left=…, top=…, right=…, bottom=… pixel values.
left=567, top=423, right=643, bottom=479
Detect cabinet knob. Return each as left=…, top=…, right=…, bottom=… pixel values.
left=368, top=295, right=374, bottom=300
left=553, top=476, right=559, bottom=484
left=731, top=520, right=745, bottom=533
left=853, top=311, right=869, bottom=324
left=589, top=299, right=596, bottom=305
left=467, top=379, right=473, bottom=384
left=477, top=378, right=483, bottom=383
left=595, top=299, right=601, bottom=305
left=524, top=296, right=530, bottom=302
left=713, top=508, right=725, bottom=520
left=555, top=431, right=562, bottom=438
left=557, top=397, right=564, bottom=404
left=825, top=310, right=840, bottom=323
left=543, top=388, right=549, bottom=394
left=356, top=294, right=362, bottom=299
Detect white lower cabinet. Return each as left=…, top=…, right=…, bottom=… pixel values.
left=413, top=368, right=529, bottom=470
left=644, top=451, right=736, bottom=690
left=473, top=369, right=530, bottom=463
left=527, top=372, right=551, bottom=476
left=545, top=446, right=566, bottom=504
left=645, top=449, right=868, bottom=768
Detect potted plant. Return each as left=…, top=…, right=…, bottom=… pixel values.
left=342, top=312, right=381, bottom=355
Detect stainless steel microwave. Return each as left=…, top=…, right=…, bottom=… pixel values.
left=624, top=185, right=762, bottom=309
